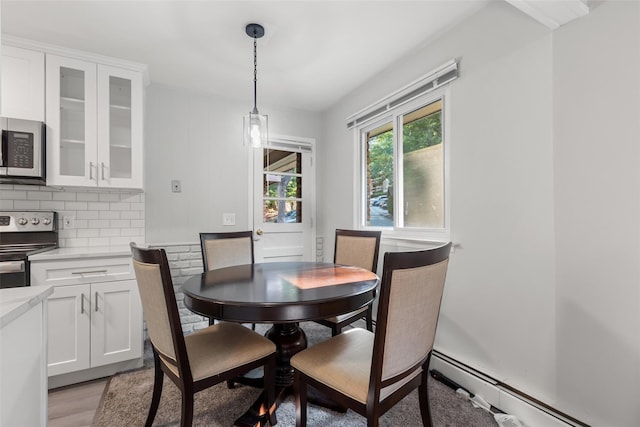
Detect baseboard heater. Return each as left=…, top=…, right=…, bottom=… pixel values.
left=430, top=350, right=590, bottom=427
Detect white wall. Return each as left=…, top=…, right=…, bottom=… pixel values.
left=320, top=1, right=640, bottom=426
left=553, top=1, right=640, bottom=425
left=145, top=84, right=322, bottom=244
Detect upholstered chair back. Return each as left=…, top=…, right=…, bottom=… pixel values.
left=131, top=244, right=186, bottom=374
left=334, top=229, right=381, bottom=273
left=379, top=257, right=449, bottom=382
left=200, top=231, right=254, bottom=271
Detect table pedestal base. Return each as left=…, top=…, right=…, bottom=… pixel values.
left=233, top=323, right=346, bottom=427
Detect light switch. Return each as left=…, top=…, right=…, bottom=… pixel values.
left=223, top=213, right=236, bottom=226
left=171, top=180, right=182, bottom=193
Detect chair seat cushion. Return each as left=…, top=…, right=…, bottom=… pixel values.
left=291, top=328, right=420, bottom=404
left=161, top=322, right=275, bottom=382
left=323, top=306, right=368, bottom=324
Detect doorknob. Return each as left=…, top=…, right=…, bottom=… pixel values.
left=256, top=228, right=263, bottom=236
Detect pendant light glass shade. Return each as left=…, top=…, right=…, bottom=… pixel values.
left=244, top=23, right=268, bottom=148
left=244, top=111, right=268, bottom=148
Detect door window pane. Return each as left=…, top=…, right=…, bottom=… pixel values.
left=263, top=149, right=302, bottom=223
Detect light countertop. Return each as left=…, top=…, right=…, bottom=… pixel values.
left=28, top=245, right=132, bottom=261
left=0, top=286, right=53, bottom=328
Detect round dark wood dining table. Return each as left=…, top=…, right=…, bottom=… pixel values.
left=181, top=261, right=379, bottom=427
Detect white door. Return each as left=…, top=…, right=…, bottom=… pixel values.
left=252, top=136, right=315, bottom=262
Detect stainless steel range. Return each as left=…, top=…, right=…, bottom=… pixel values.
left=0, top=211, right=58, bottom=288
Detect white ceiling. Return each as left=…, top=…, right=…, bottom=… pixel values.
left=1, top=0, right=492, bottom=112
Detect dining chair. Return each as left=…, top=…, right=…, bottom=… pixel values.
left=313, top=229, right=381, bottom=335
left=130, top=243, right=277, bottom=427
left=200, top=231, right=256, bottom=328
left=291, top=242, right=452, bottom=427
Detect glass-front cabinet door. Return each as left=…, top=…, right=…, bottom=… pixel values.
left=46, top=54, right=143, bottom=189
left=97, top=65, right=143, bottom=188
left=46, top=54, right=97, bottom=187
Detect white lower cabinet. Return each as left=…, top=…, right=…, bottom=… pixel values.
left=47, top=280, right=142, bottom=376
left=31, top=255, right=143, bottom=379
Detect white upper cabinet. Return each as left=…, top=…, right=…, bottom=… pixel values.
left=1, top=45, right=45, bottom=121
left=46, top=54, right=144, bottom=189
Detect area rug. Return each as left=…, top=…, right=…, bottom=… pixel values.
left=93, top=322, right=498, bottom=426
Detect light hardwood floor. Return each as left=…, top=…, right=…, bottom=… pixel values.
left=48, top=378, right=108, bottom=427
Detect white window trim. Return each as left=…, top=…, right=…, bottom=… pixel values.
left=353, top=86, right=451, bottom=243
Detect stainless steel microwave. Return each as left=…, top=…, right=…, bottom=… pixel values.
left=0, top=117, right=46, bottom=185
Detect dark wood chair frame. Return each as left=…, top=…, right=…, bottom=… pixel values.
left=295, top=243, right=452, bottom=427
left=131, top=243, right=277, bottom=427
left=314, top=229, right=381, bottom=335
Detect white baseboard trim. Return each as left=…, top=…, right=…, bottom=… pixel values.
left=430, top=351, right=586, bottom=427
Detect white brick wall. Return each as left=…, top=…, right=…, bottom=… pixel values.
left=149, top=242, right=209, bottom=332
left=0, top=184, right=145, bottom=248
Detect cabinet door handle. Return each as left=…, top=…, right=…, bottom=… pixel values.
left=80, top=293, right=85, bottom=314
left=101, top=162, right=106, bottom=181
left=95, top=291, right=99, bottom=312
left=72, top=270, right=108, bottom=275
left=89, top=162, right=95, bottom=181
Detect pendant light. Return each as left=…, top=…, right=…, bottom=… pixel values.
left=243, top=23, right=268, bottom=148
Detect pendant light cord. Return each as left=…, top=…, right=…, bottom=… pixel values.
left=253, top=32, right=259, bottom=114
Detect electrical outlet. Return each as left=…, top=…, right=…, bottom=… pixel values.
left=223, top=213, right=236, bottom=226
left=63, top=216, right=75, bottom=229
left=171, top=180, right=182, bottom=193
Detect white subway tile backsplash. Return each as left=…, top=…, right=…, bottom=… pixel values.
left=88, top=237, right=110, bottom=247
left=65, top=202, right=88, bottom=211
left=99, top=210, right=120, bottom=220
left=109, top=202, right=130, bottom=211
left=52, top=192, right=77, bottom=201
left=40, top=201, right=66, bottom=210
left=120, top=194, right=142, bottom=203
left=77, top=192, right=100, bottom=202
left=74, top=219, right=89, bottom=229
left=1, top=184, right=145, bottom=248
left=65, top=238, right=89, bottom=247
left=14, top=200, right=40, bottom=209
left=120, top=227, right=143, bottom=237
left=77, top=211, right=99, bottom=220
left=88, top=219, right=110, bottom=229
left=120, top=211, right=140, bottom=220
left=98, top=193, right=121, bottom=202
left=110, top=219, right=130, bottom=228
left=0, top=190, right=26, bottom=200
left=87, top=202, right=109, bottom=211
left=77, top=229, right=100, bottom=238
left=100, top=228, right=121, bottom=237
left=27, top=191, right=52, bottom=200
left=58, top=228, right=77, bottom=238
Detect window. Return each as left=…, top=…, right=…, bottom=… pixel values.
left=358, top=91, right=449, bottom=240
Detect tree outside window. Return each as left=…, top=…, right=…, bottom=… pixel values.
left=363, top=97, right=445, bottom=231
